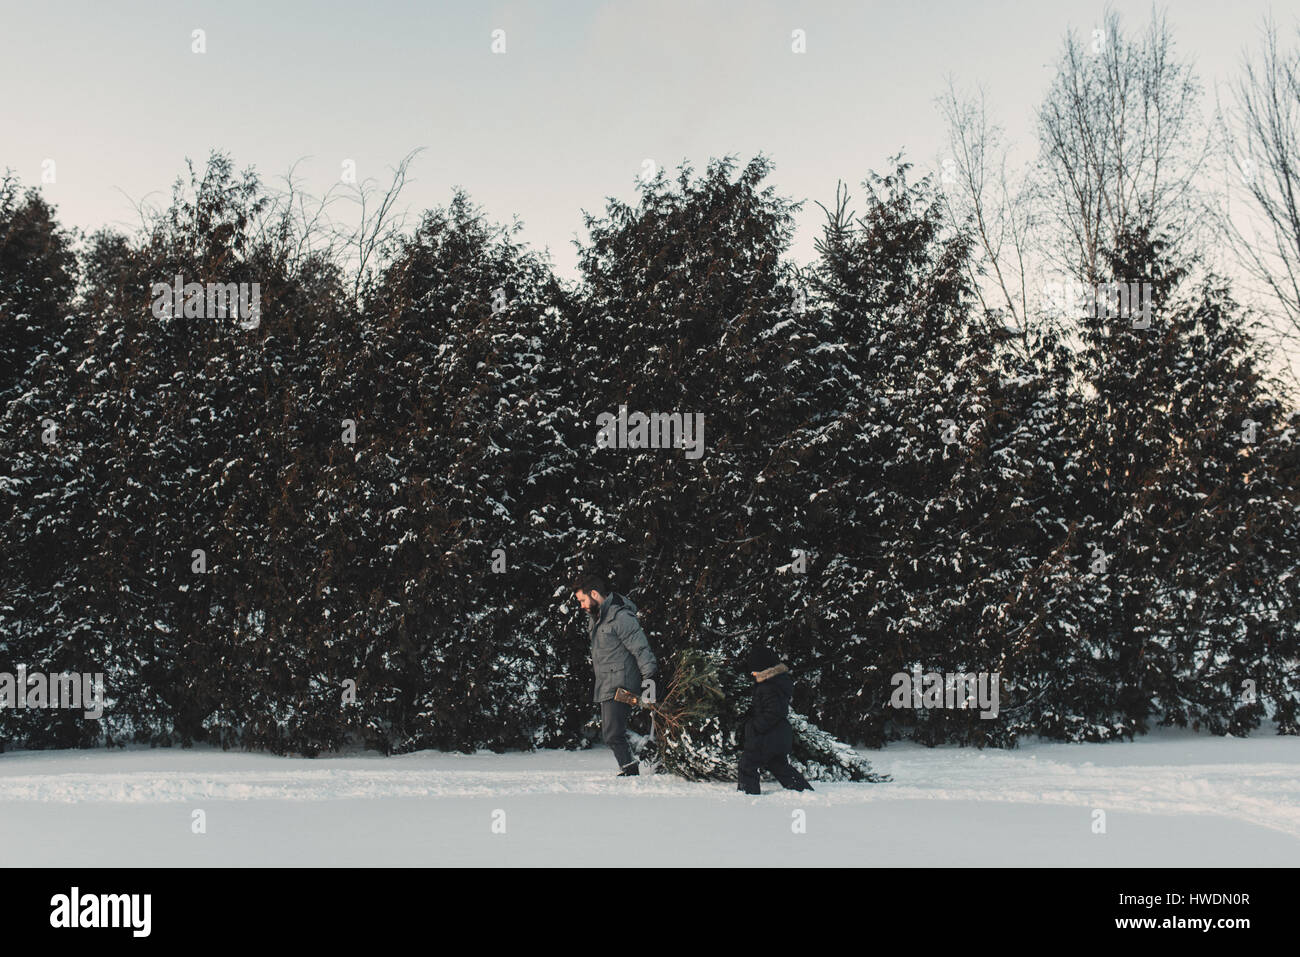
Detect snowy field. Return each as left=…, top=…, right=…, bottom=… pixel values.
left=1, top=728, right=1296, bottom=866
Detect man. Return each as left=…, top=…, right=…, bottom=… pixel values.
left=574, top=573, right=658, bottom=776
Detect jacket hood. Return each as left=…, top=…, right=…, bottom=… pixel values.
left=593, top=591, right=636, bottom=624
left=754, top=663, right=789, bottom=683
left=764, top=668, right=794, bottom=698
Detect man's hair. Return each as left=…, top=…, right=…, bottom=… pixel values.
left=572, top=572, right=609, bottom=596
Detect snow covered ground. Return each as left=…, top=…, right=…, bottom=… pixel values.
left=1, top=728, right=1296, bottom=866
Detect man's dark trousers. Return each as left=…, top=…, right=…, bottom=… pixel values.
left=601, top=699, right=634, bottom=768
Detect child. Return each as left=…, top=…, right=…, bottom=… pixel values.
left=737, top=647, right=814, bottom=795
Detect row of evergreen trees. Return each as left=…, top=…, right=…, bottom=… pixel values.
left=1, top=154, right=1296, bottom=755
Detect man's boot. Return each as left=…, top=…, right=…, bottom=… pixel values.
left=617, top=761, right=640, bottom=777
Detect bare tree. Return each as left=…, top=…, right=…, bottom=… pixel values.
left=1219, top=16, right=1300, bottom=390
left=1036, top=7, right=1210, bottom=284
left=938, top=8, right=1209, bottom=354
left=247, top=150, right=424, bottom=308
left=257, top=158, right=348, bottom=275
left=938, top=79, right=1038, bottom=352
left=334, top=148, right=425, bottom=307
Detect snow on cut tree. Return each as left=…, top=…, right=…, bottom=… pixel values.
left=622, top=649, right=890, bottom=783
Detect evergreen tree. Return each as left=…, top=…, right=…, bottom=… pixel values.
left=803, top=161, right=1022, bottom=747
left=0, top=174, right=78, bottom=403
left=1067, top=225, right=1299, bottom=738
left=342, top=190, right=577, bottom=752
left=569, top=154, right=817, bottom=690
left=2, top=152, right=1295, bottom=758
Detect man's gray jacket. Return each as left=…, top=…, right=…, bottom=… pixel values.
left=588, top=592, right=658, bottom=703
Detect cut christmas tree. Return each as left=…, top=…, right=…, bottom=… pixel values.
left=623, top=650, right=890, bottom=783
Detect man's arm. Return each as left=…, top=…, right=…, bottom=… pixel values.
left=614, top=611, right=657, bottom=679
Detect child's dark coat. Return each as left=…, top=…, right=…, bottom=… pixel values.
left=743, top=664, right=795, bottom=757
left=739, top=663, right=813, bottom=794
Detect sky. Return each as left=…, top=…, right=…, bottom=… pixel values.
left=0, top=0, right=1293, bottom=286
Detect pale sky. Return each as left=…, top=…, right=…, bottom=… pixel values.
left=0, top=0, right=1292, bottom=286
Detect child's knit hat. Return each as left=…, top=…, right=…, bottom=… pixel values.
left=743, top=646, right=781, bottom=672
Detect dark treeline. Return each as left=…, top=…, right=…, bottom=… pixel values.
left=1, top=151, right=1297, bottom=756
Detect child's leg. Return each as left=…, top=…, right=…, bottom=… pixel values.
left=766, top=753, right=814, bottom=791
left=737, top=750, right=762, bottom=794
